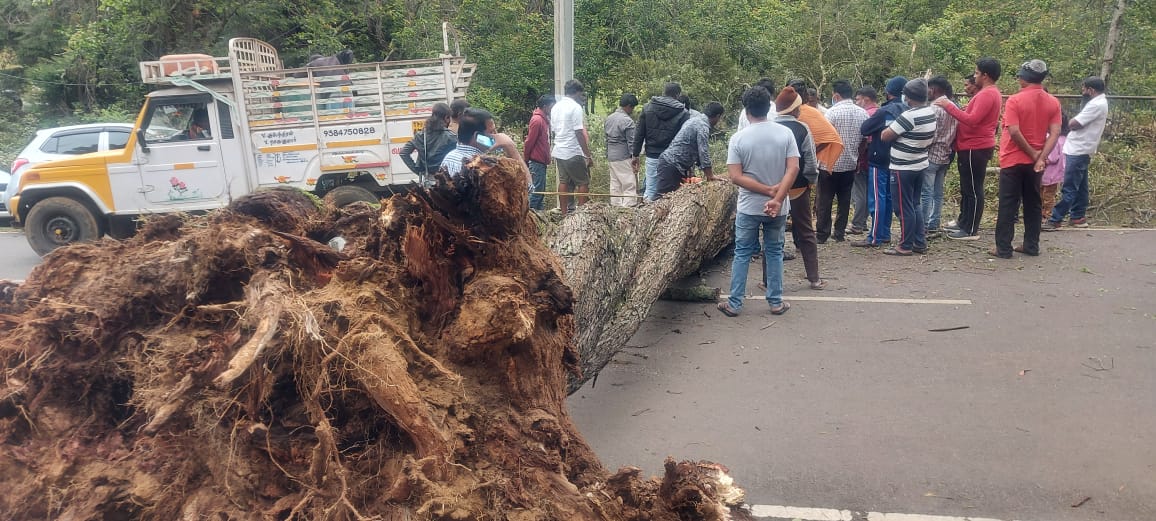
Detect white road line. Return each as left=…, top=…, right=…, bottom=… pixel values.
left=866, top=513, right=1004, bottom=521
left=749, top=504, right=853, bottom=520
left=748, top=504, right=1026, bottom=521
left=721, top=295, right=972, bottom=305
left=1053, top=227, right=1155, bottom=232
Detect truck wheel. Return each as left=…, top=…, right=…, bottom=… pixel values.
left=25, top=197, right=105, bottom=256
left=323, top=186, right=379, bottom=208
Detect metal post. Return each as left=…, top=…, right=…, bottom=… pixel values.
left=554, top=0, right=574, bottom=96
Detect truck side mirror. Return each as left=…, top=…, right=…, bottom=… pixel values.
left=136, top=129, right=150, bottom=153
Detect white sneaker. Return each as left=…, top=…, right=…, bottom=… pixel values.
left=948, top=229, right=979, bottom=240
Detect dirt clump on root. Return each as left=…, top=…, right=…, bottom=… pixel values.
left=0, top=156, right=751, bottom=521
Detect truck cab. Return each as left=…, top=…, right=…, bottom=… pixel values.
left=9, top=37, right=474, bottom=255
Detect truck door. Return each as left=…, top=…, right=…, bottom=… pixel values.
left=136, top=95, right=228, bottom=205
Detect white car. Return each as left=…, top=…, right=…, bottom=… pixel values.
left=0, top=168, right=10, bottom=221
left=5, top=123, right=135, bottom=219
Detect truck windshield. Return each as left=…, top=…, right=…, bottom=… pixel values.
left=144, top=101, right=211, bottom=142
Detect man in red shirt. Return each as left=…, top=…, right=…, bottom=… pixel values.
left=935, top=57, right=1002, bottom=240
left=990, top=59, right=1062, bottom=258
left=523, top=94, right=555, bottom=210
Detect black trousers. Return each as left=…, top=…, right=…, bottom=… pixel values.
left=816, top=170, right=855, bottom=241
left=654, top=157, right=687, bottom=198
left=994, top=164, right=1043, bottom=256
left=956, top=148, right=994, bottom=235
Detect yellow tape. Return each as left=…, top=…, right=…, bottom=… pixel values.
left=258, top=143, right=319, bottom=153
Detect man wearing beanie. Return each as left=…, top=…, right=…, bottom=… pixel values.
left=880, top=79, right=937, bottom=255
left=990, top=59, right=1062, bottom=258
left=935, top=57, right=1003, bottom=240
left=773, top=87, right=825, bottom=289
left=855, top=76, right=908, bottom=248
left=718, top=86, right=800, bottom=318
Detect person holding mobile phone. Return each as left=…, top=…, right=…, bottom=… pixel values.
left=481, top=117, right=531, bottom=184
left=441, top=108, right=531, bottom=185
left=442, top=108, right=493, bottom=177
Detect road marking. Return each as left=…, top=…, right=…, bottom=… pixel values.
left=1053, top=227, right=1155, bottom=232
left=749, top=504, right=853, bottom=520
left=866, top=513, right=1004, bottom=521
left=722, top=295, right=972, bottom=305
left=749, top=504, right=1023, bottom=521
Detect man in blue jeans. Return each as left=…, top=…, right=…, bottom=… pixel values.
left=717, top=85, right=800, bottom=317
left=853, top=76, right=907, bottom=248
left=920, top=76, right=959, bottom=234
left=1045, top=76, right=1108, bottom=231
left=523, top=94, right=554, bottom=210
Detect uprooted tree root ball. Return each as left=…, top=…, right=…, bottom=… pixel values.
left=0, top=156, right=751, bottom=521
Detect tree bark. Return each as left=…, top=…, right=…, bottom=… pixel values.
left=1101, top=0, right=1128, bottom=84
left=543, top=181, right=738, bottom=393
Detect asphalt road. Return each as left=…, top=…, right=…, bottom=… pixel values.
left=568, top=228, right=1156, bottom=521
left=0, top=228, right=40, bottom=280
left=1, top=225, right=1152, bottom=521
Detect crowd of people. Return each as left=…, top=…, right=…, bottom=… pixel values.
left=400, top=57, right=1110, bottom=316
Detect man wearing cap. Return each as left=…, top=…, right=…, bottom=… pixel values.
left=935, top=57, right=1003, bottom=240
left=1045, top=76, right=1109, bottom=230
left=717, top=86, right=800, bottom=318
left=880, top=79, right=937, bottom=256
left=854, top=76, right=908, bottom=248
left=991, top=59, right=1062, bottom=258
left=773, top=88, right=825, bottom=289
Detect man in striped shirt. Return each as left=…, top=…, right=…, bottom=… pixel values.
left=880, top=79, right=937, bottom=256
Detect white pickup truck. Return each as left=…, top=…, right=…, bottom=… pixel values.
left=8, top=37, right=474, bottom=255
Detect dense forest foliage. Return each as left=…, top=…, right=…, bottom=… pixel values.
left=0, top=0, right=1153, bottom=125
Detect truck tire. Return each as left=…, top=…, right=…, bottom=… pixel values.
left=323, top=186, right=379, bottom=208
left=25, top=196, right=105, bottom=256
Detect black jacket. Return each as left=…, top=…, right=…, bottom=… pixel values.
left=777, top=119, right=813, bottom=189
left=860, top=99, right=908, bottom=167
left=400, top=128, right=457, bottom=176
left=631, top=96, right=689, bottom=159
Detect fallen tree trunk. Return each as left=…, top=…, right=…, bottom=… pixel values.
left=0, top=157, right=750, bottom=521
left=543, top=181, right=738, bottom=393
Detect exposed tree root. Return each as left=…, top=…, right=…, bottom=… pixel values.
left=0, top=156, right=749, bottom=521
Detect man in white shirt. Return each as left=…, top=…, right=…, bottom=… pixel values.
left=1045, top=76, right=1108, bottom=230
left=818, top=80, right=869, bottom=243
left=551, top=79, right=594, bottom=214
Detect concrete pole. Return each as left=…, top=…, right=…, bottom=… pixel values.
left=554, top=0, right=574, bottom=96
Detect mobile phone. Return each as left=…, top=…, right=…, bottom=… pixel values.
left=476, top=134, right=495, bottom=148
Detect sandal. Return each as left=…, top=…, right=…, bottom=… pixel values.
left=717, top=302, right=740, bottom=317
left=770, top=301, right=791, bottom=315
left=882, top=248, right=913, bottom=256
left=809, top=279, right=826, bottom=290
